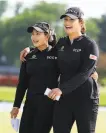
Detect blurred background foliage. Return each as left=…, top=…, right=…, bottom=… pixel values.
left=0, top=1, right=106, bottom=86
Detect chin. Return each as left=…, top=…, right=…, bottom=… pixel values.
left=66, top=31, right=74, bottom=35
left=33, top=43, right=39, bottom=47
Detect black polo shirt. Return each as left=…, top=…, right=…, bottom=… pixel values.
left=56, top=35, right=99, bottom=95
left=13, top=45, right=59, bottom=108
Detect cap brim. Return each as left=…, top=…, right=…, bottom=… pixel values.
left=60, top=13, right=78, bottom=19
left=27, top=26, right=44, bottom=33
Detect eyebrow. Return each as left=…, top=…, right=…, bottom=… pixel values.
left=32, top=30, right=40, bottom=34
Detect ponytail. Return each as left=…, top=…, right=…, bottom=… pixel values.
left=44, top=27, right=57, bottom=47
left=45, top=28, right=57, bottom=47
left=81, top=24, right=86, bottom=34
left=49, top=34, right=57, bottom=47
left=79, top=18, right=86, bottom=34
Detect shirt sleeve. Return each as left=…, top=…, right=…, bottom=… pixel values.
left=59, top=41, right=99, bottom=94
left=13, top=62, right=29, bottom=108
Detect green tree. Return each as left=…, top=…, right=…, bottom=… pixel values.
left=1, top=1, right=101, bottom=66
left=0, top=2, right=66, bottom=66
left=31, top=1, right=66, bottom=37
left=0, top=1, right=8, bottom=18
left=98, top=15, right=106, bottom=52
left=14, top=2, right=23, bottom=15
left=86, top=18, right=100, bottom=42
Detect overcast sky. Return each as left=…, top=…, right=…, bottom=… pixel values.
left=3, top=0, right=106, bottom=18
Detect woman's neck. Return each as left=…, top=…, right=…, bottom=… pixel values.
left=69, top=32, right=82, bottom=40
left=37, top=43, right=49, bottom=51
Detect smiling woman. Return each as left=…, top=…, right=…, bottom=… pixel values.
left=10, top=21, right=59, bottom=133
left=19, top=6, right=100, bottom=133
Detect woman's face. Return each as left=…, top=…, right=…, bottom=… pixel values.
left=31, top=29, right=48, bottom=47
left=64, top=16, right=82, bottom=35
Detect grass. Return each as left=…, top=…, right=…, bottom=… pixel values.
left=0, top=86, right=106, bottom=106
left=99, top=88, right=106, bottom=106
left=0, top=111, right=106, bottom=133
left=0, top=86, right=106, bottom=133
left=0, top=87, right=16, bottom=102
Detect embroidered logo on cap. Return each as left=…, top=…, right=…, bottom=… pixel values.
left=89, top=54, right=97, bottom=60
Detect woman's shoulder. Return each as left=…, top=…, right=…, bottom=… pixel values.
left=49, top=45, right=57, bottom=54
left=25, top=49, right=37, bottom=60
left=55, top=36, right=68, bottom=49
left=57, top=36, right=68, bottom=43
left=81, top=35, right=98, bottom=50
left=83, top=35, right=97, bottom=45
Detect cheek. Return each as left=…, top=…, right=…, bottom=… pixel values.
left=31, top=35, right=36, bottom=41
left=41, top=36, right=48, bottom=42
left=73, top=22, right=81, bottom=30
left=31, top=36, right=33, bottom=40
left=31, top=36, right=34, bottom=43
left=64, top=20, right=67, bottom=26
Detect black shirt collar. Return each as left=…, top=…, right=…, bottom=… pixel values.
left=67, top=35, right=85, bottom=45
left=34, top=45, right=52, bottom=53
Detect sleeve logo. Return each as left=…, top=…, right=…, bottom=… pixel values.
left=89, top=54, right=97, bottom=60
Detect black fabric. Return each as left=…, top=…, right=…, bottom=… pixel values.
left=16, top=34, right=99, bottom=133
left=52, top=35, right=99, bottom=133
left=13, top=46, right=59, bottom=108
left=56, top=35, right=99, bottom=96
left=53, top=92, right=99, bottom=133
left=19, top=95, right=55, bottom=133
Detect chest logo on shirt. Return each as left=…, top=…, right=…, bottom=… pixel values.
left=58, top=46, right=64, bottom=51
left=73, top=48, right=81, bottom=52
left=47, top=56, right=57, bottom=60
left=29, top=55, right=37, bottom=59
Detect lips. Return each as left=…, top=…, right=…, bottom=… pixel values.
left=33, top=40, right=39, bottom=43
left=65, top=26, right=73, bottom=29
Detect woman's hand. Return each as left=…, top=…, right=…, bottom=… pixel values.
left=10, top=107, right=19, bottom=118
left=48, top=88, right=62, bottom=100
left=91, top=71, right=98, bottom=81
left=20, top=47, right=30, bottom=62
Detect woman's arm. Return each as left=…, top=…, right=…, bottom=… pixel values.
left=11, top=62, right=29, bottom=118
left=13, top=62, right=29, bottom=108
left=20, top=46, right=35, bottom=61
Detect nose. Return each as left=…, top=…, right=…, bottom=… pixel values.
left=64, top=19, right=72, bottom=26
left=67, top=22, right=72, bottom=26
